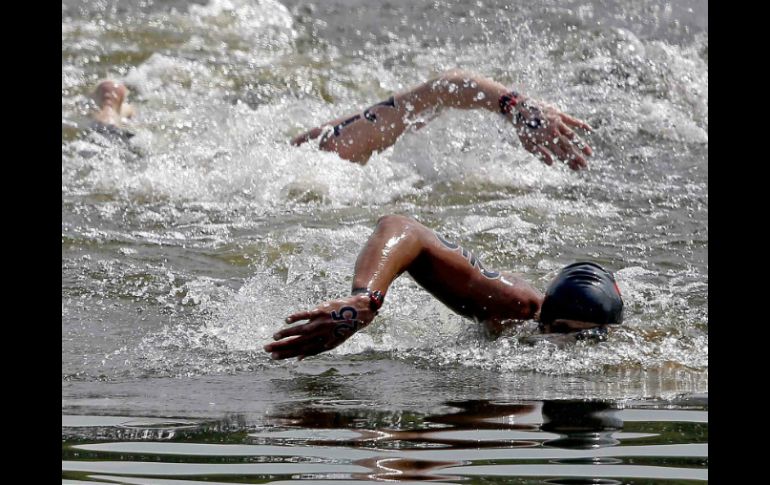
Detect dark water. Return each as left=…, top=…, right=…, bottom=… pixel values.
left=62, top=0, right=707, bottom=482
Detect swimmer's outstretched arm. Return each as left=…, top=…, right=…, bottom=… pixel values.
left=291, top=69, right=593, bottom=169
left=263, top=215, right=543, bottom=360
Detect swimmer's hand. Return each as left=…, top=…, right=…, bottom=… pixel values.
left=509, top=97, right=593, bottom=171
left=264, top=295, right=377, bottom=361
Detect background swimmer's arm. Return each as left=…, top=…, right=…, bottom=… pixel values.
left=289, top=69, right=503, bottom=161
left=290, top=69, right=593, bottom=168
left=265, top=215, right=541, bottom=360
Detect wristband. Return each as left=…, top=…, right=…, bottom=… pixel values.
left=499, top=90, right=521, bottom=114
left=351, top=287, right=385, bottom=312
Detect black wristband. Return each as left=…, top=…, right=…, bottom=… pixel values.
left=351, top=287, right=385, bottom=312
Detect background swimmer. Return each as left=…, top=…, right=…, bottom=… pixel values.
left=89, top=80, right=136, bottom=140
left=292, top=69, right=593, bottom=169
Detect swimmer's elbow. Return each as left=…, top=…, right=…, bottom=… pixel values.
left=376, top=214, right=419, bottom=230
left=375, top=215, right=430, bottom=242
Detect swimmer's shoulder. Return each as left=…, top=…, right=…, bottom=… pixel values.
left=89, top=121, right=135, bottom=142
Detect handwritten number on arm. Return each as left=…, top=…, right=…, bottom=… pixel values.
left=331, top=306, right=362, bottom=339
left=435, top=232, right=501, bottom=279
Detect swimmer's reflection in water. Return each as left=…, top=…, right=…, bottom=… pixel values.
left=269, top=400, right=540, bottom=447
left=265, top=399, right=623, bottom=480
left=541, top=400, right=622, bottom=449
left=269, top=399, right=620, bottom=447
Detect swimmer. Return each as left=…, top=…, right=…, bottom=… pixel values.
left=264, top=215, right=623, bottom=360
left=89, top=80, right=136, bottom=140
left=291, top=68, right=594, bottom=170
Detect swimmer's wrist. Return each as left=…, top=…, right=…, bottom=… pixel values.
left=351, top=287, right=385, bottom=313
left=498, top=90, right=522, bottom=115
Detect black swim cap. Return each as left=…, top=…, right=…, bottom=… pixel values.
left=539, top=262, right=623, bottom=326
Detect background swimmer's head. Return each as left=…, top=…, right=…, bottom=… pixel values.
left=92, top=80, right=134, bottom=118
left=538, top=262, right=623, bottom=334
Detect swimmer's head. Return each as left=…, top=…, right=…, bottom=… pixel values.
left=93, top=80, right=135, bottom=119
left=93, top=80, right=126, bottom=105
left=538, top=262, right=623, bottom=334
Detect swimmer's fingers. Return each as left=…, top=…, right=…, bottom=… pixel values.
left=559, top=124, right=593, bottom=157
left=520, top=136, right=557, bottom=167
left=264, top=329, right=318, bottom=354
left=270, top=341, right=325, bottom=361
left=265, top=338, right=309, bottom=360
left=264, top=334, right=300, bottom=354
left=552, top=135, right=587, bottom=171
left=534, top=146, right=555, bottom=166
left=560, top=134, right=588, bottom=170
left=568, top=155, right=588, bottom=171
left=518, top=135, right=535, bottom=154
left=285, top=308, right=323, bottom=324
left=271, top=321, right=318, bottom=341
left=548, top=140, right=576, bottom=170
left=560, top=113, right=593, bottom=132
left=266, top=333, right=331, bottom=360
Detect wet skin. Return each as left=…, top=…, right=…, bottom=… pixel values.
left=265, top=215, right=572, bottom=361
left=292, top=69, right=593, bottom=169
